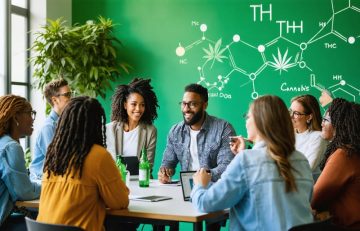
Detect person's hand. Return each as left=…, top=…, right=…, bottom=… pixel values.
left=193, top=168, right=211, bottom=187
left=158, top=167, right=174, bottom=183
left=229, top=136, right=246, bottom=155
left=312, top=209, right=331, bottom=221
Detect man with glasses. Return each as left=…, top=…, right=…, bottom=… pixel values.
left=29, top=79, right=72, bottom=183
left=158, top=83, right=235, bottom=183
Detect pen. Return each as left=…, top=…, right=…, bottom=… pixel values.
left=229, top=136, right=249, bottom=141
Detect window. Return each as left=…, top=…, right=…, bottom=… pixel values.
left=10, top=0, right=30, bottom=100
left=1, top=0, right=30, bottom=148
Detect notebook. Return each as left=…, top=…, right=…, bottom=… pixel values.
left=180, top=171, right=196, bottom=201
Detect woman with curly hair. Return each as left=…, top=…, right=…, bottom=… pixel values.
left=106, top=78, right=159, bottom=174
left=311, top=98, right=360, bottom=229
left=0, top=95, right=40, bottom=229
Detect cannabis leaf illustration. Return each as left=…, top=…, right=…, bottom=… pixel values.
left=268, top=48, right=297, bottom=74
left=202, top=39, right=228, bottom=69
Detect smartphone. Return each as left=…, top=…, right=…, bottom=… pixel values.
left=229, top=136, right=249, bottom=142
left=167, top=180, right=180, bottom=184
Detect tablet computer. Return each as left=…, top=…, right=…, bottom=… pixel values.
left=123, top=156, right=139, bottom=176
left=180, top=171, right=196, bottom=201
left=130, top=195, right=172, bottom=202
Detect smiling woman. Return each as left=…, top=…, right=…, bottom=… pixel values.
left=290, top=94, right=328, bottom=180
left=106, top=78, right=159, bottom=175
left=312, top=98, right=360, bottom=229
left=0, top=94, right=41, bottom=229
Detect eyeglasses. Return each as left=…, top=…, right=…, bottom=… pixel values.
left=179, top=101, right=202, bottom=109
left=22, top=110, right=37, bottom=120
left=56, top=91, right=73, bottom=98
left=289, top=109, right=308, bottom=119
left=322, top=117, right=331, bottom=123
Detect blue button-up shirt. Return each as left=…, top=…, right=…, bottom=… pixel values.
left=0, top=135, right=41, bottom=225
left=191, top=141, right=314, bottom=231
left=161, top=113, right=235, bottom=181
left=29, top=110, right=59, bottom=182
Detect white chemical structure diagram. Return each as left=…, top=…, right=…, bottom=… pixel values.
left=175, top=0, right=360, bottom=101
left=311, top=74, right=360, bottom=102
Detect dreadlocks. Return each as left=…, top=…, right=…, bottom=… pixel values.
left=0, top=95, right=29, bottom=136
left=110, top=78, right=159, bottom=124
left=43, top=96, right=106, bottom=179
left=320, top=98, right=360, bottom=170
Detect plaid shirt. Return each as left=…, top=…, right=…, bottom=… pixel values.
left=161, top=113, right=235, bottom=181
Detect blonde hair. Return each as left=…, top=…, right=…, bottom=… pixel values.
left=252, top=95, right=297, bottom=192
left=0, top=95, right=29, bottom=136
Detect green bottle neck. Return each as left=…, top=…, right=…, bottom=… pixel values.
left=141, top=150, right=148, bottom=162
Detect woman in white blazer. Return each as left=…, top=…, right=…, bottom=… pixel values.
left=106, top=78, right=159, bottom=176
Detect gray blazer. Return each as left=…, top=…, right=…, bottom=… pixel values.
left=105, top=121, right=157, bottom=170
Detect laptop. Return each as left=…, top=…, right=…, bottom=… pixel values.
left=180, top=171, right=196, bottom=201
left=122, top=156, right=139, bottom=179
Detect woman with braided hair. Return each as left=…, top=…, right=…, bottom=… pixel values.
left=191, top=95, right=313, bottom=231
left=0, top=95, right=40, bottom=229
left=37, top=96, right=129, bottom=231
left=311, top=98, right=360, bottom=229
left=106, top=78, right=159, bottom=175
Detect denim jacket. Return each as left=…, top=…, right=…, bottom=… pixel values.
left=0, top=135, right=41, bottom=225
left=161, top=113, right=235, bottom=181
left=191, top=141, right=314, bottom=231
left=29, top=110, right=58, bottom=182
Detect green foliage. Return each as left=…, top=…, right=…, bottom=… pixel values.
left=24, top=148, right=31, bottom=169
left=30, top=16, right=131, bottom=98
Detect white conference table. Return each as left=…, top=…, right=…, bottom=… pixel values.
left=16, top=180, right=228, bottom=231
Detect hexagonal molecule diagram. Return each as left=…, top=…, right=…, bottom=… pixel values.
left=175, top=0, right=360, bottom=101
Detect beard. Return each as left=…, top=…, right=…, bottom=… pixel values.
left=183, top=109, right=204, bottom=126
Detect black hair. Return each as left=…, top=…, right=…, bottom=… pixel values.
left=320, top=98, right=360, bottom=170
left=43, top=96, right=106, bottom=179
left=184, top=84, right=208, bottom=103
left=111, top=78, right=159, bottom=125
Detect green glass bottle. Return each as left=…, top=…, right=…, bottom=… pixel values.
left=139, top=148, right=150, bottom=187
left=115, top=155, right=127, bottom=183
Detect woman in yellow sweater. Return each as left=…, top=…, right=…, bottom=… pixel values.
left=37, top=96, right=129, bottom=231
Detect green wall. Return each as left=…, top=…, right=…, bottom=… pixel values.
left=72, top=0, right=360, bottom=229
left=72, top=0, right=360, bottom=177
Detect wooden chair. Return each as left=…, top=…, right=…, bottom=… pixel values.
left=25, top=217, right=84, bottom=231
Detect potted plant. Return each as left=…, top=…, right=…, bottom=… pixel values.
left=30, top=16, right=131, bottom=98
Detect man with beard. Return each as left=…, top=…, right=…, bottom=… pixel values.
left=158, top=84, right=235, bottom=183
